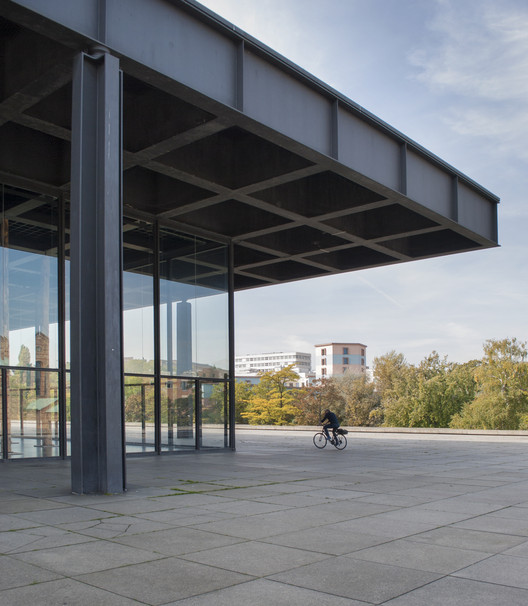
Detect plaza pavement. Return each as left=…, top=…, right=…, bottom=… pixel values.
left=1, top=428, right=528, bottom=605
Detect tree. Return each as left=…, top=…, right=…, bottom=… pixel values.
left=233, top=380, right=254, bottom=423
left=381, top=352, right=476, bottom=428
left=254, top=364, right=300, bottom=407
left=373, top=351, right=407, bottom=400
left=450, top=338, right=528, bottom=430
left=334, top=373, right=381, bottom=426
left=18, top=344, right=31, bottom=367
left=241, top=393, right=299, bottom=425
left=241, top=365, right=300, bottom=425
left=293, top=379, right=345, bottom=425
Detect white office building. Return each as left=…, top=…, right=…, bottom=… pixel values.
left=235, top=351, right=312, bottom=376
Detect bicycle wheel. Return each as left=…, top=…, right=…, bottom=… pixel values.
left=334, top=434, right=347, bottom=450
left=313, top=432, right=327, bottom=449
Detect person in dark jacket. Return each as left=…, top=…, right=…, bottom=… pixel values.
left=321, top=409, right=340, bottom=442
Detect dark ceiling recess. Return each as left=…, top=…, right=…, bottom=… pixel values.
left=0, top=4, right=498, bottom=292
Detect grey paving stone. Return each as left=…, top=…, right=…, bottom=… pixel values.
left=350, top=537, right=492, bottom=573
left=77, top=557, right=252, bottom=605
left=354, top=493, right=430, bottom=507
left=0, top=513, right=41, bottom=532
left=200, top=498, right=293, bottom=515
left=113, top=526, right=245, bottom=556
left=503, top=539, right=528, bottom=557
left=409, top=525, right=526, bottom=552
left=11, top=538, right=165, bottom=575
left=269, top=556, right=440, bottom=603
left=262, top=525, right=388, bottom=556
left=189, top=508, right=326, bottom=540
left=13, top=506, right=115, bottom=526
left=487, top=505, right=528, bottom=520
left=417, top=496, right=507, bottom=515
left=2, top=527, right=95, bottom=554
left=453, top=553, right=528, bottom=589
left=0, top=555, right=62, bottom=590
left=326, top=515, right=435, bottom=540
left=452, top=514, right=528, bottom=536
left=0, top=578, right=145, bottom=605
left=0, top=498, right=68, bottom=514
left=136, top=507, right=237, bottom=527
left=167, top=578, right=364, bottom=605
left=58, top=516, right=174, bottom=538
left=180, top=540, right=331, bottom=575
left=384, top=575, right=528, bottom=605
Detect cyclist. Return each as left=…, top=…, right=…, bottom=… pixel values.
left=321, top=409, right=340, bottom=443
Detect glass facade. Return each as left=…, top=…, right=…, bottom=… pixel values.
left=0, top=183, right=232, bottom=460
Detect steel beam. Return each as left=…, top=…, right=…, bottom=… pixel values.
left=70, top=50, right=124, bottom=494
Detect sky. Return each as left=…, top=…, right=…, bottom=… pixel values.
left=199, top=0, right=528, bottom=367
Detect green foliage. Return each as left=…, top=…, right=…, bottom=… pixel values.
left=450, top=338, right=528, bottom=430
left=379, top=352, right=478, bottom=428
left=18, top=344, right=31, bottom=367
left=334, top=373, right=381, bottom=426
left=293, top=379, right=345, bottom=425
left=373, top=351, right=407, bottom=400
left=234, top=380, right=254, bottom=423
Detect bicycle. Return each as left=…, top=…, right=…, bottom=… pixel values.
left=313, top=427, right=347, bottom=450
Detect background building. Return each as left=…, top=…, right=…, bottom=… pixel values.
left=235, top=351, right=311, bottom=375
left=315, top=343, right=367, bottom=379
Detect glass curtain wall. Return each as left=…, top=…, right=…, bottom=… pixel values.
left=0, top=185, right=231, bottom=460
left=123, top=218, right=231, bottom=454
left=0, top=183, right=61, bottom=459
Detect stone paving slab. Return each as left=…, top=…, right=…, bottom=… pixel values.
left=179, top=539, right=331, bottom=576
left=349, top=537, right=492, bottom=573
left=2, top=526, right=95, bottom=554
left=383, top=576, right=528, bottom=605
left=11, top=539, right=165, bottom=576
left=76, top=557, right=252, bottom=605
left=169, top=578, right=363, bottom=605
left=0, top=578, right=146, bottom=605
left=112, top=525, right=245, bottom=556
left=452, top=553, right=528, bottom=589
left=0, top=555, right=62, bottom=591
left=269, top=556, right=441, bottom=603
left=1, top=429, right=528, bottom=605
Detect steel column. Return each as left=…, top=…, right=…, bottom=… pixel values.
left=70, top=50, right=124, bottom=494
left=228, top=241, right=236, bottom=450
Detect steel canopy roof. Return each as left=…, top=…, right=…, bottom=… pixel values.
left=0, top=0, right=499, bottom=292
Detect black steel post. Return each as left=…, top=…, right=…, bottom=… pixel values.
left=70, top=49, right=124, bottom=493
left=1, top=368, right=8, bottom=459
left=228, top=241, right=236, bottom=450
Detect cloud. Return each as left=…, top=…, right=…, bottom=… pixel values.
left=409, top=0, right=528, bottom=161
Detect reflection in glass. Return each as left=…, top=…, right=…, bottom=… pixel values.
left=0, top=371, right=3, bottom=458
left=200, top=381, right=228, bottom=448
left=65, top=370, right=71, bottom=456
left=160, top=229, right=228, bottom=379
left=7, top=369, right=59, bottom=458
left=1, top=184, right=59, bottom=371
left=161, top=378, right=195, bottom=451
left=123, top=220, right=154, bottom=374
left=124, top=375, right=155, bottom=453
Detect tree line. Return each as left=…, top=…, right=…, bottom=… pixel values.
left=236, top=338, right=528, bottom=430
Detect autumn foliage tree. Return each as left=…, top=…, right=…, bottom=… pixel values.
left=241, top=364, right=300, bottom=425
